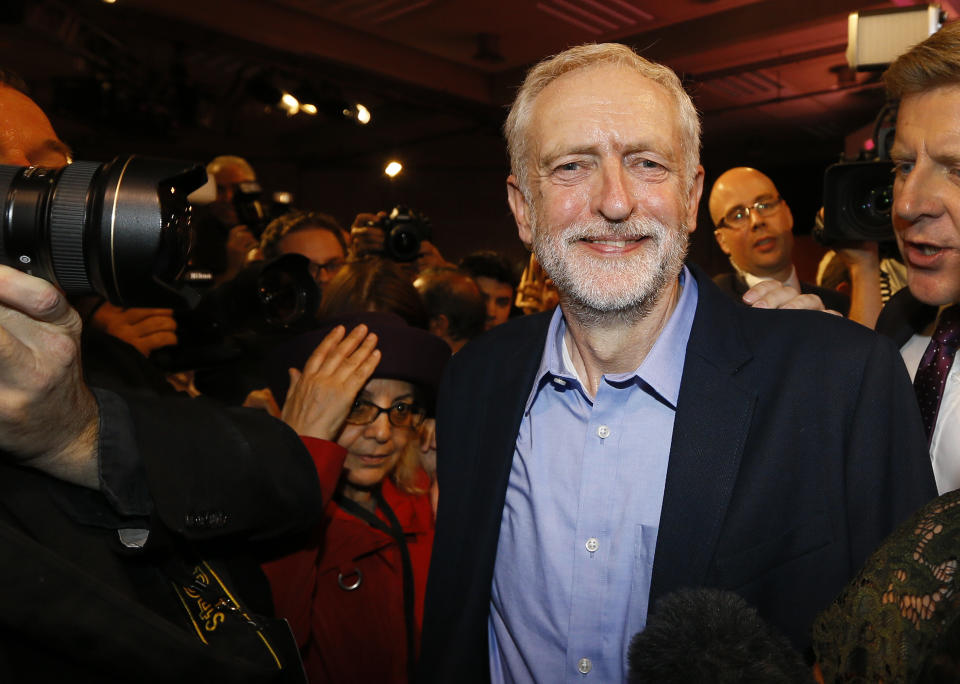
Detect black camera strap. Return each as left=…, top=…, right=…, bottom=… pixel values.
left=335, top=488, right=417, bottom=682
left=167, top=558, right=306, bottom=683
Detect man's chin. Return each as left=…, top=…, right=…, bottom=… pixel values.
left=907, top=271, right=960, bottom=308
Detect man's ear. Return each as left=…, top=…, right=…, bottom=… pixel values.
left=684, top=165, right=705, bottom=235
left=428, top=314, right=449, bottom=338
left=507, top=175, right=533, bottom=248
left=714, top=229, right=731, bottom=256
left=782, top=199, right=794, bottom=232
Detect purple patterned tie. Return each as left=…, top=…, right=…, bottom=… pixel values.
left=914, top=305, right=960, bottom=441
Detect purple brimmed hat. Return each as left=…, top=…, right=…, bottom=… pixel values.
left=265, top=311, right=451, bottom=413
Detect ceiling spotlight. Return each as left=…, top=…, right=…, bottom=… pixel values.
left=384, top=161, right=403, bottom=178
left=355, top=104, right=371, bottom=124
left=280, top=92, right=300, bottom=115
left=300, top=103, right=318, bottom=115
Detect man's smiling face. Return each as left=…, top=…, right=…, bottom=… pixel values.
left=509, top=63, right=700, bottom=320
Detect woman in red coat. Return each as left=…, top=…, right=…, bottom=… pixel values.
left=263, top=312, right=450, bottom=683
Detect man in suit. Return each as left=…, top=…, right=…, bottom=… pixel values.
left=709, top=166, right=850, bottom=315
left=419, top=43, right=936, bottom=683
left=871, top=22, right=960, bottom=496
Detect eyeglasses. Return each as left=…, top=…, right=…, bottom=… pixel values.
left=308, top=257, right=345, bottom=281
left=345, top=399, right=426, bottom=428
left=716, top=196, right=783, bottom=229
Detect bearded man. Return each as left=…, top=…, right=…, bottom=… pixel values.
left=419, top=43, right=936, bottom=683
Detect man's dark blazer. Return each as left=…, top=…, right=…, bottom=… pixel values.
left=713, top=270, right=851, bottom=316
left=420, top=264, right=935, bottom=682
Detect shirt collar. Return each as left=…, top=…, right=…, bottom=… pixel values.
left=738, top=263, right=800, bottom=292
left=526, top=265, right=699, bottom=410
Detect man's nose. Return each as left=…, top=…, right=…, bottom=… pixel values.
left=748, top=207, right=764, bottom=231
left=594, top=161, right=634, bottom=222
left=895, top=163, right=943, bottom=225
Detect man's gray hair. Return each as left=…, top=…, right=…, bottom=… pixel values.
left=504, top=43, right=701, bottom=194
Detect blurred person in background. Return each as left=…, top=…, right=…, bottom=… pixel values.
left=709, top=167, right=850, bottom=315
left=413, top=267, right=486, bottom=352
left=459, top=250, right=519, bottom=330
left=257, top=210, right=347, bottom=288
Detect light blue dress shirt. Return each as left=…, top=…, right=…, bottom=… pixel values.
left=489, top=267, right=698, bottom=683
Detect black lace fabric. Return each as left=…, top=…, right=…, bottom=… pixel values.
left=813, top=491, right=960, bottom=683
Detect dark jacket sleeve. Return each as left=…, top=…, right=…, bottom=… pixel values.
left=118, top=391, right=327, bottom=544
left=844, top=333, right=937, bottom=567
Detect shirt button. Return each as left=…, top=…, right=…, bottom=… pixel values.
left=578, top=657, right=592, bottom=674
left=585, top=537, right=599, bottom=553
left=597, top=424, right=610, bottom=439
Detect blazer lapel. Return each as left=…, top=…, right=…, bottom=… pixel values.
left=650, top=267, right=756, bottom=601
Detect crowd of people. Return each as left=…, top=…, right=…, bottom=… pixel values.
left=2, top=17, right=960, bottom=684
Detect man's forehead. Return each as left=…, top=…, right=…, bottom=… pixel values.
left=894, top=87, right=960, bottom=155
left=0, top=85, right=70, bottom=166
left=529, top=64, right=678, bottom=155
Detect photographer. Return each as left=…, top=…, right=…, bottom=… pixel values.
left=349, top=209, right=451, bottom=275
left=0, top=74, right=341, bottom=680
left=256, top=210, right=347, bottom=287
left=192, top=155, right=260, bottom=285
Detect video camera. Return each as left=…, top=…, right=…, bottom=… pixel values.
left=817, top=103, right=898, bottom=245
left=363, top=205, right=432, bottom=262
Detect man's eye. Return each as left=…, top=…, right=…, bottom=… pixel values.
left=893, top=162, right=914, bottom=177
left=392, top=403, right=411, bottom=415
left=730, top=208, right=747, bottom=221
left=557, top=162, right=581, bottom=172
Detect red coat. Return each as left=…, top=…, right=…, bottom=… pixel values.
left=264, top=439, right=435, bottom=683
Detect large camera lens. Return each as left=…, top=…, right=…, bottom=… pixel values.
left=0, top=155, right=207, bottom=305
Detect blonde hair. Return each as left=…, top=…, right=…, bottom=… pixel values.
left=391, top=424, right=428, bottom=496
left=884, top=21, right=960, bottom=99
left=504, top=42, right=701, bottom=193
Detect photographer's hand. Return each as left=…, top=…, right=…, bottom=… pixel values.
left=90, top=303, right=177, bottom=357
left=349, top=212, right=387, bottom=260
left=281, top=324, right=380, bottom=440
left=837, top=241, right=883, bottom=328
left=0, top=265, right=99, bottom=488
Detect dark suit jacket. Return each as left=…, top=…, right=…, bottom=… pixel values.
left=0, top=393, right=323, bottom=683
left=419, top=265, right=935, bottom=682
left=875, top=287, right=938, bottom=348
left=713, top=270, right=851, bottom=316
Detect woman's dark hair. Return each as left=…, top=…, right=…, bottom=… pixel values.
left=319, top=257, right=428, bottom=329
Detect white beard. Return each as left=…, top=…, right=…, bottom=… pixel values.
left=529, top=209, right=689, bottom=325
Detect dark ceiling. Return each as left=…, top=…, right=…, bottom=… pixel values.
left=0, top=0, right=951, bottom=268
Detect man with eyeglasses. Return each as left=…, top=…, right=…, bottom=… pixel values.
left=709, top=166, right=850, bottom=314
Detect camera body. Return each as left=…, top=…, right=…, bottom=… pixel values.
left=366, top=206, right=432, bottom=262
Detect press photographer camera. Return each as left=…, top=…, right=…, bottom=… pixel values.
left=0, top=155, right=207, bottom=306
left=233, top=181, right=294, bottom=240
left=152, top=252, right=321, bottom=403
left=356, top=205, right=432, bottom=262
